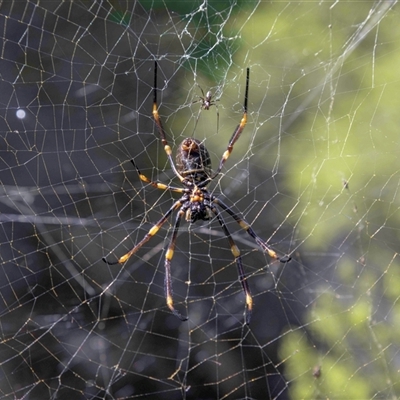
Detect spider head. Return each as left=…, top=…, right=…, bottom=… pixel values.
left=176, top=138, right=212, bottom=184
left=186, top=188, right=213, bottom=222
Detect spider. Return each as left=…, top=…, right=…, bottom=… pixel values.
left=198, top=87, right=218, bottom=111
left=103, top=62, right=291, bottom=324
left=193, top=85, right=220, bottom=134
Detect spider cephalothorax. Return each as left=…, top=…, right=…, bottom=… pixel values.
left=103, top=62, right=291, bottom=324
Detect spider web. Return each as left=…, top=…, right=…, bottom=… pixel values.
left=0, top=1, right=399, bottom=398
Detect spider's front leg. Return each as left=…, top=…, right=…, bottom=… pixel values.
left=164, top=209, right=188, bottom=321
left=102, top=200, right=183, bottom=265
left=213, top=198, right=291, bottom=263
left=211, top=206, right=253, bottom=324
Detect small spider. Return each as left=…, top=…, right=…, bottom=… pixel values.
left=193, top=85, right=220, bottom=134
left=198, top=87, right=217, bottom=111
left=103, top=62, right=291, bottom=324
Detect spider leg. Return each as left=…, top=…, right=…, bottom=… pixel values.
left=210, top=68, right=249, bottom=181
left=102, top=200, right=183, bottom=265
left=213, top=198, right=291, bottom=263
left=131, top=160, right=186, bottom=194
left=164, top=209, right=188, bottom=321
left=196, top=84, right=206, bottom=105
left=152, top=61, right=185, bottom=182
left=211, top=206, right=252, bottom=324
left=215, top=100, right=220, bottom=134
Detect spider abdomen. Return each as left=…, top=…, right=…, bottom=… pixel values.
left=176, top=138, right=212, bottom=183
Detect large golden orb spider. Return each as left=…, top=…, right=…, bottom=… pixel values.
left=103, top=62, right=291, bottom=324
